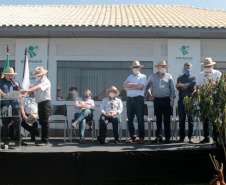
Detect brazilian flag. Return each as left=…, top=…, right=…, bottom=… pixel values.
left=1, top=46, right=10, bottom=78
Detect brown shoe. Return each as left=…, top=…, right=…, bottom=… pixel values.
left=125, top=138, right=138, bottom=143
left=188, top=139, right=194, bottom=143
left=138, top=138, right=145, bottom=144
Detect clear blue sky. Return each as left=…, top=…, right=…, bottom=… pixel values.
left=0, top=0, right=225, bottom=10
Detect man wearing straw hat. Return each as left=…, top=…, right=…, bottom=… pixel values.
left=123, top=61, right=147, bottom=144
left=20, top=67, right=51, bottom=146
left=0, top=67, right=25, bottom=147
left=197, top=57, right=222, bottom=144
left=145, top=60, right=176, bottom=144
left=97, top=86, right=123, bottom=144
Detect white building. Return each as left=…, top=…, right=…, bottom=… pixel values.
left=0, top=5, right=225, bottom=135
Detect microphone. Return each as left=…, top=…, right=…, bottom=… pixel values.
left=10, top=79, right=16, bottom=86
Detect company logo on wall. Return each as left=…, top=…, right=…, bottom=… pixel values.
left=27, top=45, right=38, bottom=58
left=179, top=45, right=190, bottom=55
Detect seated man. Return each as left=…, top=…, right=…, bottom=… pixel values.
left=21, top=92, right=39, bottom=141
left=97, top=86, right=123, bottom=144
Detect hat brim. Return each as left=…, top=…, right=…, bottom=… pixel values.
left=129, top=65, right=144, bottom=68
left=2, top=72, right=17, bottom=75
left=31, top=69, right=48, bottom=76
left=27, top=114, right=38, bottom=124
left=201, top=62, right=216, bottom=66
left=106, top=89, right=120, bottom=96
left=154, top=64, right=169, bottom=67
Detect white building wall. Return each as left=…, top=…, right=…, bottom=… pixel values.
left=48, top=38, right=168, bottom=130
left=0, top=38, right=226, bottom=133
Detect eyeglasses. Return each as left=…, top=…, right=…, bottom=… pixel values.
left=111, top=102, right=114, bottom=109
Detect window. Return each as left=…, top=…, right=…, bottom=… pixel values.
left=57, top=61, right=153, bottom=101
left=215, top=62, right=226, bottom=73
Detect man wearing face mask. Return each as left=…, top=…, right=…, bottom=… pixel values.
left=176, top=62, right=196, bottom=143
left=145, top=60, right=176, bottom=144
left=97, top=86, right=123, bottom=144
left=123, top=61, right=147, bottom=144
left=20, top=67, right=51, bottom=146
left=197, top=57, right=221, bottom=144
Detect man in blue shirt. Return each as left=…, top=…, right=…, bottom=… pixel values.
left=123, top=61, right=147, bottom=144
left=0, top=67, right=24, bottom=147
left=176, top=62, right=196, bottom=143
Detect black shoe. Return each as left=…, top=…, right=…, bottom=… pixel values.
left=79, top=138, right=85, bottom=144
left=165, top=138, right=171, bottom=144
left=97, top=136, right=105, bottom=144
left=115, top=139, right=119, bottom=144
left=199, top=138, right=210, bottom=143
left=30, top=137, right=36, bottom=141
left=153, top=137, right=163, bottom=143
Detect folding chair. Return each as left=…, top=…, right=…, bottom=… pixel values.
left=70, top=118, right=96, bottom=142
left=148, top=107, right=174, bottom=142
left=97, top=119, right=122, bottom=141
left=172, top=107, right=201, bottom=141
left=126, top=104, right=150, bottom=141
left=49, top=105, right=69, bottom=142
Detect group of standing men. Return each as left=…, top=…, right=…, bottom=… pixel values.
left=124, top=57, right=221, bottom=144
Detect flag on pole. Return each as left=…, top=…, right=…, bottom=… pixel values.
left=1, top=46, right=10, bottom=78
left=21, top=48, right=30, bottom=90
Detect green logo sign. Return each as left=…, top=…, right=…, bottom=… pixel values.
left=179, top=45, right=190, bottom=55
left=28, top=45, right=38, bottom=58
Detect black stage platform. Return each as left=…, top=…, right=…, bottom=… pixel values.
left=0, top=137, right=224, bottom=185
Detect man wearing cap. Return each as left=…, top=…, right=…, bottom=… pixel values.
left=145, top=60, right=176, bottom=144
left=20, top=67, right=51, bottom=146
left=97, top=86, right=123, bottom=144
left=197, top=57, right=222, bottom=144
left=0, top=67, right=25, bottom=147
left=176, top=62, right=196, bottom=143
left=123, top=61, right=147, bottom=144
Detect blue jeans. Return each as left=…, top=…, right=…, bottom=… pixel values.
left=154, top=97, right=171, bottom=139
left=203, top=117, right=217, bottom=141
left=126, top=96, right=145, bottom=139
left=99, top=114, right=121, bottom=140
left=178, top=100, right=194, bottom=140
left=74, top=109, right=93, bottom=139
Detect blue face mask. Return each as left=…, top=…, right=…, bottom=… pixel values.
left=83, top=94, right=89, bottom=99
left=184, top=69, right=191, bottom=75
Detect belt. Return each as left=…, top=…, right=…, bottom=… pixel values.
left=128, top=95, right=143, bottom=99
left=155, top=97, right=170, bottom=99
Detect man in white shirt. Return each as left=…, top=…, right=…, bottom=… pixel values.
left=97, top=86, right=123, bottom=144
left=21, top=67, right=51, bottom=146
left=197, top=57, right=222, bottom=144
left=123, top=61, right=147, bottom=144
left=21, top=92, right=39, bottom=141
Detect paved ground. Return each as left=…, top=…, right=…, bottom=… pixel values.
left=0, top=136, right=216, bottom=153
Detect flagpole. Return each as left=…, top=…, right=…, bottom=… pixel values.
left=1, top=45, right=10, bottom=78
left=21, top=47, right=30, bottom=90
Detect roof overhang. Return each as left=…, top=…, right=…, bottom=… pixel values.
left=0, top=26, right=225, bottom=39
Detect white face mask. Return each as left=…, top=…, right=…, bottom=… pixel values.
left=109, top=92, right=115, bottom=98
left=36, top=76, right=42, bottom=82
left=160, top=68, right=166, bottom=74
left=132, top=68, right=139, bottom=74
left=205, top=68, right=212, bottom=73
